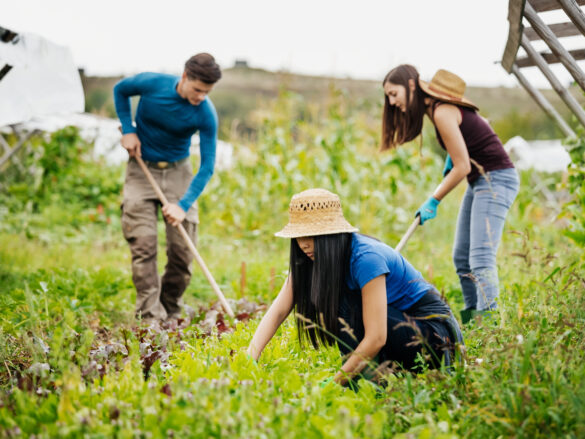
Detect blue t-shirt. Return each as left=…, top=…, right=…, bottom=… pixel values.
left=345, top=234, right=430, bottom=310
left=113, top=72, right=218, bottom=212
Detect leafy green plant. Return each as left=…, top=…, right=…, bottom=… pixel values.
left=0, top=85, right=584, bottom=438
left=0, top=127, right=124, bottom=239
left=562, top=126, right=585, bottom=248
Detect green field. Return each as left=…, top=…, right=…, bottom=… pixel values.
left=1, top=88, right=584, bottom=438
left=82, top=65, right=584, bottom=142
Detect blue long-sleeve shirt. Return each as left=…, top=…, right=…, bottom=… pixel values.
left=113, top=72, right=218, bottom=212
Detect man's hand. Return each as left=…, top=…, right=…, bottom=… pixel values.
left=162, top=203, right=186, bottom=227
left=121, top=133, right=141, bottom=157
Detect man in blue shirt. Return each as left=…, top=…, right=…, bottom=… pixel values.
left=114, top=53, right=221, bottom=324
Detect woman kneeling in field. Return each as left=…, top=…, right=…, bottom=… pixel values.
left=247, top=188, right=463, bottom=385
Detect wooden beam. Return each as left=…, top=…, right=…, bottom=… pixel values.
left=521, top=34, right=585, bottom=128
left=524, top=2, right=585, bottom=90
left=529, top=0, right=585, bottom=13
left=0, top=26, right=18, bottom=43
left=0, top=64, right=12, bottom=81
left=516, top=48, right=585, bottom=67
left=559, top=0, right=585, bottom=36
left=511, top=64, right=576, bottom=138
left=525, top=22, right=581, bottom=40
left=0, top=134, right=11, bottom=153
left=502, top=0, right=527, bottom=73
left=0, top=131, right=36, bottom=169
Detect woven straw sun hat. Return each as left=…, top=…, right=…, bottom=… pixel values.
left=418, top=69, right=478, bottom=111
left=275, top=188, right=359, bottom=238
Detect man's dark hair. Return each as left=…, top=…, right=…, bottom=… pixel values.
left=184, top=53, right=222, bottom=84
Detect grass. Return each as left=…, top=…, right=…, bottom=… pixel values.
left=0, top=89, right=584, bottom=438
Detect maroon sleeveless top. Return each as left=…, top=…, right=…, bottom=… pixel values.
left=434, top=105, right=514, bottom=183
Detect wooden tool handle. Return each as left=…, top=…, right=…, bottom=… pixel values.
left=395, top=216, right=420, bottom=253
left=134, top=156, right=235, bottom=318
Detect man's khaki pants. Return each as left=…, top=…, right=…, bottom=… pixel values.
left=121, top=158, right=198, bottom=321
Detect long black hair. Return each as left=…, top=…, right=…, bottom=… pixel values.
left=290, top=233, right=353, bottom=349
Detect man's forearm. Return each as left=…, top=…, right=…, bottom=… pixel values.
left=178, top=167, right=213, bottom=212
left=178, top=138, right=215, bottom=211
left=113, top=83, right=136, bottom=134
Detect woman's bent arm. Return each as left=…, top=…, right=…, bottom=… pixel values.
left=247, top=276, right=294, bottom=361
left=335, top=275, right=388, bottom=384
left=431, top=104, right=471, bottom=201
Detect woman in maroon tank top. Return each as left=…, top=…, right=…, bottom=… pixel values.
left=380, top=65, right=519, bottom=323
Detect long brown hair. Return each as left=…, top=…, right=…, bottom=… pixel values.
left=381, top=64, right=427, bottom=151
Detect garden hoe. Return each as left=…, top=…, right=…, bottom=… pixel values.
left=395, top=216, right=420, bottom=253
left=134, top=155, right=235, bottom=318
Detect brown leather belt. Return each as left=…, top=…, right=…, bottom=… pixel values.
left=138, top=157, right=189, bottom=169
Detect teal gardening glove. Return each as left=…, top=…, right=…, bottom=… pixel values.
left=443, top=154, right=453, bottom=177
left=416, top=196, right=440, bottom=225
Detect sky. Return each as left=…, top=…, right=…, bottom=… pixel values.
left=3, top=0, right=584, bottom=88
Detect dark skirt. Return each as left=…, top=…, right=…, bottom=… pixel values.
left=337, top=290, right=464, bottom=372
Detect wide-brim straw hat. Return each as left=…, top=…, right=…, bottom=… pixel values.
left=418, top=69, right=478, bottom=111
left=275, top=188, right=359, bottom=238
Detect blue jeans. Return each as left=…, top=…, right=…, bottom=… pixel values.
left=453, top=168, right=519, bottom=311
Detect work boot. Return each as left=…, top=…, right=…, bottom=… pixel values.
left=460, top=308, right=475, bottom=325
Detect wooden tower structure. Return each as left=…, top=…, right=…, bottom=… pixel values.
left=502, top=0, right=585, bottom=138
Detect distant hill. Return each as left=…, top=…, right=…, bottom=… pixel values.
left=81, top=66, right=585, bottom=142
